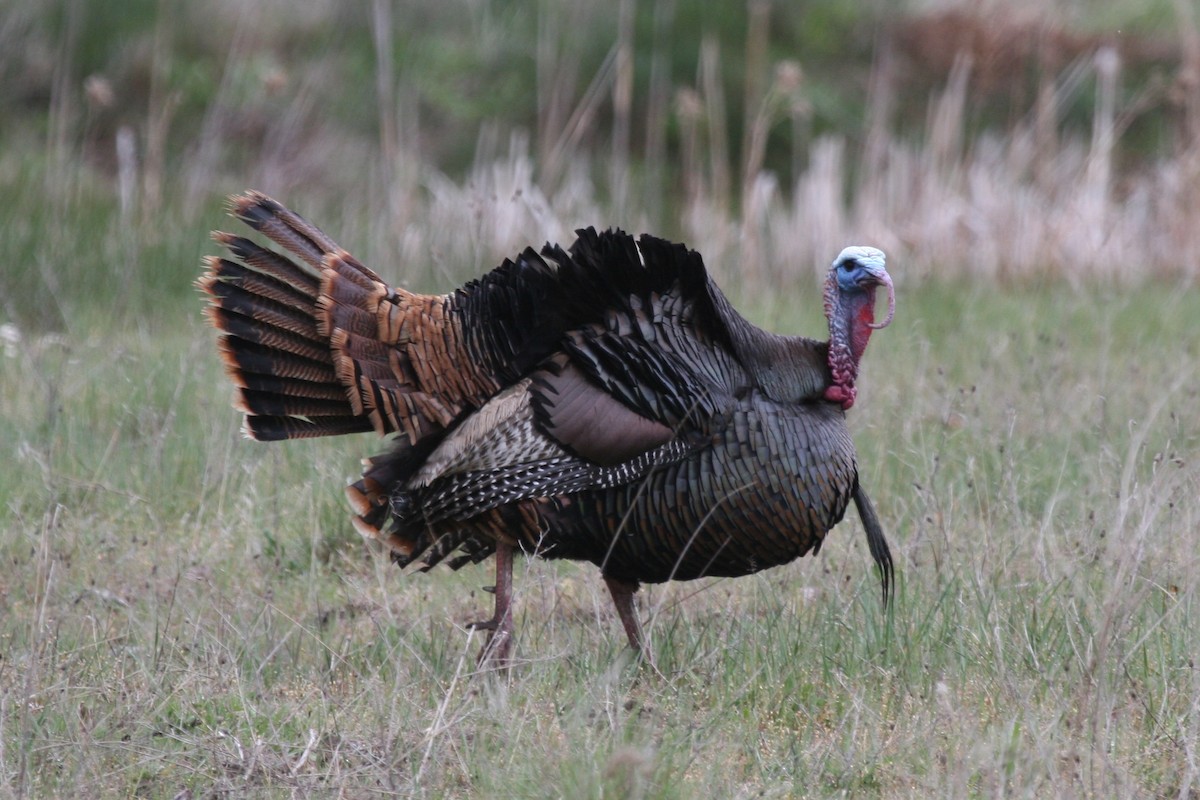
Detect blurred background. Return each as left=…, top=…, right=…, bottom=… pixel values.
left=3, top=0, right=1199, bottom=334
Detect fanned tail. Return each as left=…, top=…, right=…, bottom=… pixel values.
left=197, top=192, right=382, bottom=441
left=198, top=233, right=373, bottom=441
left=198, top=190, right=568, bottom=554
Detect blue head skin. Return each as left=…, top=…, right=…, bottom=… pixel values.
left=832, top=246, right=894, bottom=327
left=822, top=246, right=894, bottom=409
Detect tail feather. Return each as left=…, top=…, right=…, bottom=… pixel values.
left=206, top=307, right=329, bottom=363
left=230, top=191, right=338, bottom=269
left=331, top=331, right=394, bottom=376
left=320, top=264, right=387, bottom=338
left=229, top=191, right=390, bottom=293
left=202, top=263, right=324, bottom=342
left=233, top=372, right=348, bottom=401
left=345, top=453, right=423, bottom=555
left=206, top=258, right=315, bottom=312
left=248, top=415, right=372, bottom=442
left=236, top=390, right=354, bottom=418
left=215, top=338, right=336, bottom=387
left=322, top=250, right=387, bottom=292
left=214, top=233, right=320, bottom=297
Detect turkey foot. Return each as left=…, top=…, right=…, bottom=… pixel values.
left=470, top=542, right=514, bottom=667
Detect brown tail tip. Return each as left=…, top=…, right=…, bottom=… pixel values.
left=351, top=515, right=382, bottom=541
left=345, top=484, right=375, bottom=516
left=351, top=515, right=416, bottom=559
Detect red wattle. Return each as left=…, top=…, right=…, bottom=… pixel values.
left=850, top=289, right=877, bottom=363
left=824, top=385, right=855, bottom=410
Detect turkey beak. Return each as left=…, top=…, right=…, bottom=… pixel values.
left=868, top=272, right=895, bottom=330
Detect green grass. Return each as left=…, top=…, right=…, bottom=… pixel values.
left=1, top=241, right=1196, bottom=796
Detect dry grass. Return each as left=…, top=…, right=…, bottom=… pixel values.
left=4, top=0, right=1200, bottom=309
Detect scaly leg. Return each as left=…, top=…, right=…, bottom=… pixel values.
left=469, top=541, right=514, bottom=667
left=603, top=575, right=644, bottom=652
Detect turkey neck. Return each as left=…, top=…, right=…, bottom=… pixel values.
left=824, top=274, right=879, bottom=403
left=702, top=278, right=832, bottom=403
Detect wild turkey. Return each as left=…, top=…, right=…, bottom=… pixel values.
left=198, top=191, right=895, bottom=664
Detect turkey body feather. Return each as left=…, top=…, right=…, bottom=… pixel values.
left=199, top=191, right=895, bottom=663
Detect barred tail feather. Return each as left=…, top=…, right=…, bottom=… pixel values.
left=199, top=196, right=374, bottom=443
left=229, top=191, right=340, bottom=270
left=199, top=252, right=373, bottom=441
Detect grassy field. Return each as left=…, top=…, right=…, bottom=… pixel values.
left=2, top=1, right=1199, bottom=797
left=1, top=208, right=1197, bottom=796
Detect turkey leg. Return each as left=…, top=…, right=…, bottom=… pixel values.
left=470, top=541, right=514, bottom=666
left=604, top=576, right=644, bottom=651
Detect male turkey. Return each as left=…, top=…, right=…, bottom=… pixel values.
left=199, top=191, right=895, bottom=664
